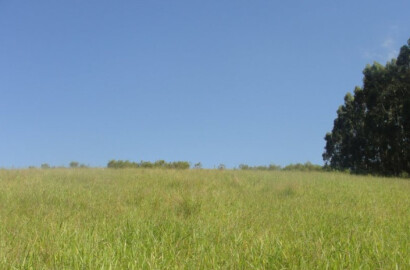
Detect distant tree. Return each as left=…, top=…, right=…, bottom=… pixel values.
left=194, top=162, right=202, bottom=169
left=154, top=160, right=166, bottom=168
left=140, top=161, right=153, bottom=168
left=107, top=160, right=117, bottom=168
left=41, top=163, right=50, bottom=169
left=217, top=164, right=226, bottom=170
left=169, top=161, right=190, bottom=169
left=69, top=161, right=79, bottom=168
left=239, top=164, right=250, bottom=170
left=268, top=164, right=281, bottom=170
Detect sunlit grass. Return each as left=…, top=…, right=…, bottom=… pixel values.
left=0, top=169, right=409, bottom=268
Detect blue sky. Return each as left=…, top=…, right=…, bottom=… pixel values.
left=1, top=1, right=409, bottom=168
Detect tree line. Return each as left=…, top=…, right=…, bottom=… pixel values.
left=35, top=162, right=89, bottom=169
left=28, top=160, right=324, bottom=172
left=107, top=160, right=191, bottom=169
left=106, top=160, right=323, bottom=171
left=238, top=162, right=322, bottom=172
left=323, top=39, right=410, bottom=176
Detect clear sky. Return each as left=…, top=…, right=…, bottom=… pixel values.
left=1, top=1, right=409, bottom=168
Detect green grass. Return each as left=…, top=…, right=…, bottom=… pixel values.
left=0, top=169, right=409, bottom=269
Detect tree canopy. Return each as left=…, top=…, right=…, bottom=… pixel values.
left=323, top=39, right=410, bottom=176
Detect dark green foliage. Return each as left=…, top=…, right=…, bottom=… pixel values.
left=40, top=163, right=50, bottom=169
left=268, top=164, right=282, bottom=171
left=69, top=161, right=87, bottom=168
left=69, top=161, right=79, bottom=168
left=324, top=39, right=410, bottom=176
left=238, top=164, right=250, bottom=170
left=168, top=161, right=190, bottom=169
left=107, top=160, right=190, bottom=169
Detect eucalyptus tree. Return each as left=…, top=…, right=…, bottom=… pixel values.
left=324, top=39, right=410, bottom=176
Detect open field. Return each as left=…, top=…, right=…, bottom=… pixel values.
left=0, top=169, right=409, bottom=269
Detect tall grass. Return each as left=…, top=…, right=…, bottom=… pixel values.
left=0, top=169, right=409, bottom=269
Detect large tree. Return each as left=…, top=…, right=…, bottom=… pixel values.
left=324, top=39, right=410, bottom=176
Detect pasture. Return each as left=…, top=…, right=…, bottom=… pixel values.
left=0, top=169, right=408, bottom=269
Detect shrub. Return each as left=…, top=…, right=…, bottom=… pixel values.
left=41, top=163, right=50, bottom=169
left=69, top=161, right=79, bottom=168
left=218, top=164, right=226, bottom=170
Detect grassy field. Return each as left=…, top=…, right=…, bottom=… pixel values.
left=0, top=169, right=409, bottom=269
